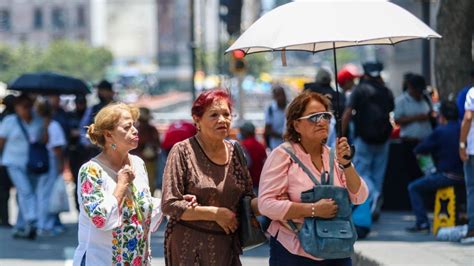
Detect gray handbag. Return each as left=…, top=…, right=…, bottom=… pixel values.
left=232, top=140, right=267, bottom=250
left=282, top=143, right=357, bottom=259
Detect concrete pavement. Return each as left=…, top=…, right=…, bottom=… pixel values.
left=354, top=212, right=474, bottom=265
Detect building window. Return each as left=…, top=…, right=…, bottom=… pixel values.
left=77, top=6, right=85, bottom=27
left=33, top=8, right=43, bottom=29
left=52, top=8, right=66, bottom=29
left=0, top=9, right=11, bottom=32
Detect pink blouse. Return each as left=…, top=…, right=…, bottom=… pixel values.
left=258, top=142, right=369, bottom=260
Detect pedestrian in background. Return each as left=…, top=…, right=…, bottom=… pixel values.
left=80, top=80, right=115, bottom=159
left=0, top=94, right=47, bottom=239
left=395, top=74, right=435, bottom=175
left=258, top=91, right=368, bottom=265
left=238, top=121, right=267, bottom=192
left=67, top=95, right=89, bottom=210
left=35, top=100, right=67, bottom=236
left=406, top=101, right=464, bottom=233
left=130, top=107, right=160, bottom=195
left=161, top=89, right=258, bottom=266
left=73, top=103, right=164, bottom=265
left=0, top=95, right=15, bottom=228
left=264, top=85, right=287, bottom=150
left=342, top=62, right=394, bottom=225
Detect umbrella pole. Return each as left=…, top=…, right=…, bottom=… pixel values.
left=332, top=42, right=342, bottom=138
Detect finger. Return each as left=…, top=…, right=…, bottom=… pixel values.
left=224, top=227, right=230, bottom=235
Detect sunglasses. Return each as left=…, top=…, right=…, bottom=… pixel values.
left=298, top=112, right=333, bottom=123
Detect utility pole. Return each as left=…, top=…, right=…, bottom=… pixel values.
left=190, top=0, right=197, bottom=100
left=421, top=0, right=431, bottom=84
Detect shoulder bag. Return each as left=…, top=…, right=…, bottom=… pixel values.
left=282, top=142, right=357, bottom=259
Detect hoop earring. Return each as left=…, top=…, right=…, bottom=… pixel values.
left=111, top=143, right=117, bottom=150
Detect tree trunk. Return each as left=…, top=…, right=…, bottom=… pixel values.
left=434, top=0, right=474, bottom=100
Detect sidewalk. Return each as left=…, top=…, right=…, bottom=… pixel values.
left=354, top=212, right=474, bottom=265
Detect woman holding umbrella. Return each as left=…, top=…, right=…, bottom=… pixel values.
left=258, top=91, right=368, bottom=265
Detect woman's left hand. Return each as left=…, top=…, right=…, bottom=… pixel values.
left=183, top=194, right=199, bottom=208
left=336, top=137, right=352, bottom=166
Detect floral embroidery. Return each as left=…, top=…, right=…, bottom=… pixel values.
left=92, top=215, right=105, bottom=228
left=79, top=164, right=109, bottom=226
left=80, top=159, right=157, bottom=266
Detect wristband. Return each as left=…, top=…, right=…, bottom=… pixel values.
left=311, top=203, right=316, bottom=217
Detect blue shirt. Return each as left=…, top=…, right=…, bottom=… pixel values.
left=456, top=85, right=471, bottom=122
left=0, top=114, right=44, bottom=167
left=414, top=121, right=463, bottom=176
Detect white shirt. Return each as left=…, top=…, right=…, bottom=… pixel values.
left=465, top=87, right=474, bottom=155
left=73, top=155, right=162, bottom=266
left=264, top=101, right=286, bottom=150
left=47, top=120, right=66, bottom=152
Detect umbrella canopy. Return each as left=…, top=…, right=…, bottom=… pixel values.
left=8, top=72, right=90, bottom=95
left=226, top=1, right=441, bottom=55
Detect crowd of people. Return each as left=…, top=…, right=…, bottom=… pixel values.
left=1, top=61, right=474, bottom=265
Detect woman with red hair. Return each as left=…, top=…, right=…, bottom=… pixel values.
left=161, top=88, right=258, bottom=265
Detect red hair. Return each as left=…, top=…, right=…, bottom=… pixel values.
left=191, top=89, right=233, bottom=118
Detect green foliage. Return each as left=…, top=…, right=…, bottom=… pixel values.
left=0, top=40, right=113, bottom=84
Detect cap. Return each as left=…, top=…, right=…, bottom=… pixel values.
left=362, top=62, right=384, bottom=77
left=96, top=80, right=113, bottom=91
left=337, top=69, right=358, bottom=86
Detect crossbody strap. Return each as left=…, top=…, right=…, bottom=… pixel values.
left=16, top=116, right=32, bottom=144
left=281, top=142, right=321, bottom=186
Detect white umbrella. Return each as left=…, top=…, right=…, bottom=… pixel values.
left=226, top=0, right=440, bottom=141
left=226, top=1, right=440, bottom=55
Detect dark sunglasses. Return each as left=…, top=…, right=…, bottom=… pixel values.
left=298, top=112, right=333, bottom=123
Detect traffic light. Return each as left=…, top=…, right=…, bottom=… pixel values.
left=222, top=0, right=242, bottom=36
left=230, top=50, right=246, bottom=74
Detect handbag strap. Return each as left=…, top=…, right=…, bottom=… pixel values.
left=282, top=142, right=335, bottom=186
left=16, top=116, right=32, bottom=144
left=230, top=139, right=247, bottom=167
left=281, top=142, right=321, bottom=186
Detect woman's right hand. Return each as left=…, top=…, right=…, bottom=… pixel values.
left=117, top=164, right=135, bottom=187
left=214, top=207, right=238, bottom=235
left=314, top=198, right=338, bottom=219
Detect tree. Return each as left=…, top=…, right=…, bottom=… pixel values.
left=37, top=41, right=113, bottom=82
left=434, top=0, right=474, bottom=100
left=0, top=41, right=113, bottom=84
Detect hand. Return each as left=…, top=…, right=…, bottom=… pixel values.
left=117, top=164, right=135, bottom=186
left=336, top=137, right=351, bottom=165
left=214, top=207, right=238, bottom=235
left=314, top=198, right=338, bottom=219
left=183, top=194, right=199, bottom=208
left=277, top=193, right=289, bottom=201
left=460, top=148, right=468, bottom=162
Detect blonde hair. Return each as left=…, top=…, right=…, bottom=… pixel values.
left=86, top=103, right=139, bottom=148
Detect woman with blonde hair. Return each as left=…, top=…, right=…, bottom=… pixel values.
left=72, top=103, right=190, bottom=266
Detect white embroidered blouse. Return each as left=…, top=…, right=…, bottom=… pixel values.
left=73, top=154, right=162, bottom=266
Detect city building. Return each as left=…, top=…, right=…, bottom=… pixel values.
left=0, top=0, right=90, bottom=47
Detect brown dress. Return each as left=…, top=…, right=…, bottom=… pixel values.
left=161, top=137, right=255, bottom=266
